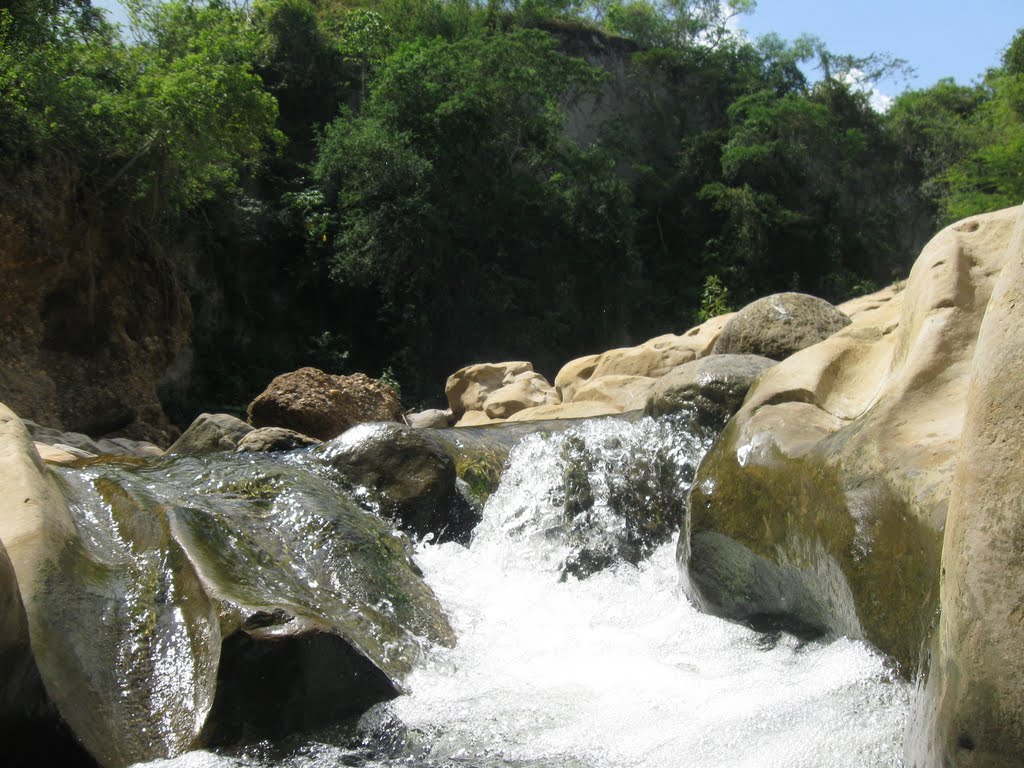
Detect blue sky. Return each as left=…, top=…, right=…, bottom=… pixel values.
left=738, top=0, right=1024, bottom=91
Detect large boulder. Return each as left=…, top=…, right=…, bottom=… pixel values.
left=645, top=354, right=776, bottom=430
left=1, top=401, right=455, bottom=766
left=247, top=368, right=401, bottom=441
left=681, top=207, right=1020, bottom=677
left=444, top=361, right=534, bottom=419
left=317, top=423, right=480, bottom=543
left=907, top=209, right=1024, bottom=766
left=167, top=412, right=253, bottom=454
left=1, top=402, right=216, bottom=768
left=711, top=292, right=851, bottom=361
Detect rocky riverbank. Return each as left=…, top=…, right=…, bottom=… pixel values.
left=1, top=205, right=1021, bottom=766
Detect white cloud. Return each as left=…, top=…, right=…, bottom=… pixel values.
left=840, top=68, right=894, bottom=113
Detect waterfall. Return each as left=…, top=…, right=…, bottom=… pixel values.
left=137, top=416, right=909, bottom=768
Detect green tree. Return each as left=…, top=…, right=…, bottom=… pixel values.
left=314, top=28, right=637, bottom=386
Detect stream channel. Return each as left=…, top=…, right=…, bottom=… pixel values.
left=66, top=416, right=909, bottom=768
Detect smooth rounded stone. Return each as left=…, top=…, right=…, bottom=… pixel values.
left=50, top=443, right=96, bottom=459
left=455, top=410, right=505, bottom=427
left=53, top=447, right=455, bottom=762
left=0, top=535, right=52, bottom=728
left=235, top=427, right=321, bottom=453
left=28, top=428, right=105, bottom=455
left=711, top=292, right=851, bottom=361
left=167, top=412, right=254, bottom=455
left=681, top=206, right=1021, bottom=678
left=317, top=423, right=480, bottom=544
left=445, top=361, right=534, bottom=419
left=644, top=354, right=776, bottom=430
left=837, top=283, right=902, bottom=322
left=247, top=368, right=402, bottom=441
left=482, top=372, right=560, bottom=419
left=33, top=442, right=80, bottom=464
left=554, top=353, right=600, bottom=402
left=505, top=401, right=622, bottom=422
left=407, top=409, right=453, bottom=429
left=908, top=207, right=1024, bottom=766
left=571, top=374, right=658, bottom=412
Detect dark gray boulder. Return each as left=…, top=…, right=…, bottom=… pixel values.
left=167, top=413, right=253, bottom=454
left=645, top=354, right=776, bottom=430
left=317, top=423, right=481, bottom=544
left=712, top=293, right=851, bottom=361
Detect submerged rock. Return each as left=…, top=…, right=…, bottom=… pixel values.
left=167, top=412, right=253, bottom=454
left=317, top=423, right=480, bottom=544
left=711, top=292, right=851, bottom=361
left=247, top=368, right=401, bottom=441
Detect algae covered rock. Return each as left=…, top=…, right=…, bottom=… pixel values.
left=1, top=403, right=219, bottom=768
left=2, top=399, right=456, bottom=766
left=318, top=422, right=480, bottom=543
left=645, top=354, right=775, bottom=430
left=681, top=206, right=1021, bottom=677
left=711, top=292, right=851, bottom=360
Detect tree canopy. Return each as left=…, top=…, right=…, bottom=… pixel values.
left=2, top=0, right=1020, bottom=412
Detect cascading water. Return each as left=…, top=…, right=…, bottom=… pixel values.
left=138, top=416, right=910, bottom=768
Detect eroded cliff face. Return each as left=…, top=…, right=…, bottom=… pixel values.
left=0, top=169, right=190, bottom=445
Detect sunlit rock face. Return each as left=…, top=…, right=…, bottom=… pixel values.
left=682, top=206, right=1021, bottom=678
left=908, top=208, right=1024, bottom=767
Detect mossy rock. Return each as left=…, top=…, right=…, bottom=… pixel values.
left=684, top=420, right=942, bottom=674
left=41, top=449, right=454, bottom=764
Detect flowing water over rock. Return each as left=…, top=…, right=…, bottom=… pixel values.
left=134, top=417, right=910, bottom=768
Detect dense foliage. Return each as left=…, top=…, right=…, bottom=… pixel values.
left=2, top=0, right=1021, bottom=413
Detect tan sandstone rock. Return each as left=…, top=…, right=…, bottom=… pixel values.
left=683, top=205, right=1021, bottom=675
left=455, top=410, right=506, bottom=428
left=570, top=374, right=657, bottom=412
left=482, top=372, right=560, bottom=419
left=554, top=314, right=734, bottom=404
left=907, top=208, right=1024, bottom=767
left=445, top=362, right=534, bottom=418
left=505, top=401, right=622, bottom=422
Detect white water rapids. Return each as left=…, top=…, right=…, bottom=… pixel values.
left=143, top=417, right=910, bottom=768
